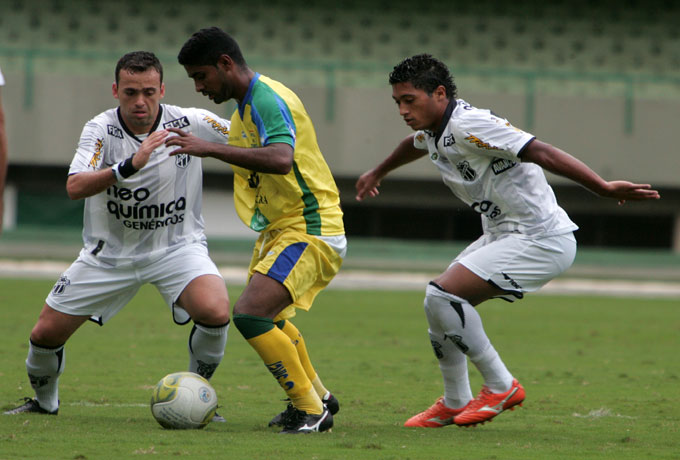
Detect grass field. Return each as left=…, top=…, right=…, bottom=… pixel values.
left=1, top=278, right=679, bottom=459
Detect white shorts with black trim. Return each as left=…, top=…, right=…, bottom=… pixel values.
left=452, top=232, right=577, bottom=301
left=46, top=243, right=222, bottom=325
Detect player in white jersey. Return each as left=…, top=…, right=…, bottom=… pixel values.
left=5, top=52, right=232, bottom=417
left=0, top=65, right=7, bottom=235
left=356, top=54, right=660, bottom=428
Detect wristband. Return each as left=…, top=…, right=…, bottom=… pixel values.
left=117, top=154, right=138, bottom=179
left=111, top=164, right=121, bottom=182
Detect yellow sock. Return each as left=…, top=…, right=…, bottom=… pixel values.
left=277, top=320, right=330, bottom=399
left=245, top=322, right=322, bottom=414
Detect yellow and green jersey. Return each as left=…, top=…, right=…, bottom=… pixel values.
left=228, top=73, right=344, bottom=236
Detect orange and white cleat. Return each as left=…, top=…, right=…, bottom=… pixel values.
left=404, top=397, right=468, bottom=428
left=453, top=379, right=525, bottom=427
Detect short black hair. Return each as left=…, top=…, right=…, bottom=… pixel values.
left=178, top=27, right=247, bottom=68
left=389, top=54, right=457, bottom=99
left=115, top=51, right=163, bottom=85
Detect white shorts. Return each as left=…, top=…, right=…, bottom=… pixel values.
left=452, top=232, right=577, bottom=301
left=46, top=243, right=222, bottom=325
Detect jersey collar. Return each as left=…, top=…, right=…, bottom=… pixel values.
left=434, top=98, right=457, bottom=146
left=238, top=72, right=261, bottom=119
left=116, top=104, right=164, bottom=143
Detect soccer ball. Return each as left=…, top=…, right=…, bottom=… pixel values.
left=150, top=372, right=218, bottom=429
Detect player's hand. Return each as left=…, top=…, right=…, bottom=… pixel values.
left=602, top=181, right=661, bottom=205
left=165, top=127, right=213, bottom=158
left=355, top=170, right=382, bottom=201
left=132, top=129, right=169, bottom=170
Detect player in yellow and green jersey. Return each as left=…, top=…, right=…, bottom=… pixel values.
left=167, top=27, right=344, bottom=434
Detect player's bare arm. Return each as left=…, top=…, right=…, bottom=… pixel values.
left=356, top=134, right=428, bottom=201
left=66, top=130, right=168, bottom=200
left=165, top=127, right=293, bottom=174
left=521, top=139, right=660, bottom=205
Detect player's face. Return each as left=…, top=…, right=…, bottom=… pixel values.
left=392, top=82, right=448, bottom=132
left=184, top=61, right=235, bottom=104
left=113, top=69, right=165, bottom=134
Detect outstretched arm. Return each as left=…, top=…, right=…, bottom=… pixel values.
left=521, top=139, right=660, bottom=205
left=165, top=127, right=293, bottom=175
left=355, top=134, right=428, bottom=201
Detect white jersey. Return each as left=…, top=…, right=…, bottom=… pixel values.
left=69, top=104, right=230, bottom=267
left=414, top=99, right=578, bottom=236
left=0, top=67, right=5, bottom=85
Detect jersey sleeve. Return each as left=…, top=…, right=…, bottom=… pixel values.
left=250, top=88, right=296, bottom=148
left=455, top=109, right=535, bottom=160
left=187, top=108, right=230, bottom=144
left=413, top=131, right=429, bottom=150
left=69, top=119, right=107, bottom=175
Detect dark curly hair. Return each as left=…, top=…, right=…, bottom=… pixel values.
left=389, top=54, right=457, bottom=99
left=115, top=51, right=163, bottom=85
left=178, top=26, right=246, bottom=68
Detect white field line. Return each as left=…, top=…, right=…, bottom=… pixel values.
left=1, top=260, right=680, bottom=298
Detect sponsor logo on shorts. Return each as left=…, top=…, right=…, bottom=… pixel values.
left=502, top=272, right=523, bottom=290
left=52, top=275, right=71, bottom=295
left=107, top=125, right=123, bottom=139
left=163, top=116, right=190, bottom=129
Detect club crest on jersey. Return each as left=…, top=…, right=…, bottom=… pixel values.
left=52, top=275, right=71, bottom=295
left=175, top=154, right=191, bottom=168
left=456, top=160, right=477, bottom=181
left=107, top=125, right=123, bottom=139
left=163, top=116, right=190, bottom=129
left=442, top=134, right=455, bottom=147
left=491, top=158, right=517, bottom=175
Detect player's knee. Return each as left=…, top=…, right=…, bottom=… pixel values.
left=195, top=300, right=230, bottom=325
left=29, top=323, right=65, bottom=349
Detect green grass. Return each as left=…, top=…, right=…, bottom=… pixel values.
left=0, top=279, right=678, bottom=459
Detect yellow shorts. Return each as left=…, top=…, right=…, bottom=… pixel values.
left=248, top=229, right=344, bottom=321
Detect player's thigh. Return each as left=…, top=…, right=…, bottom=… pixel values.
left=233, top=272, right=292, bottom=318
left=45, top=258, right=141, bottom=326
left=245, top=230, right=343, bottom=320
left=453, top=232, right=576, bottom=302
left=147, top=243, right=226, bottom=324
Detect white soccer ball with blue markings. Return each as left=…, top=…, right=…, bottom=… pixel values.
left=150, top=372, right=218, bottom=429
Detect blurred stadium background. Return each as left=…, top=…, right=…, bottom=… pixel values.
left=1, top=0, right=679, bottom=254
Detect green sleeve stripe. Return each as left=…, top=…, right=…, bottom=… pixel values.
left=292, top=161, right=322, bottom=235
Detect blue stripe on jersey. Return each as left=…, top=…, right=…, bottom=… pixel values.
left=267, top=242, right=308, bottom=284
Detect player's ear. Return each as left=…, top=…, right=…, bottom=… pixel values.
left=160, top=83, right=165, bottom=98
left=217, top=54, right=233, bottom=71
left=434, top=85, right=447, bottom=101
left=112, top=82, right=119, bottom=99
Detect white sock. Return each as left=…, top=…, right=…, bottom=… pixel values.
left=25, top=341, right=64, bottom=412
left=188, top=322, right=229, bottom=380
left=469, top=343, right=512, bottom=393
left=424, top=283, right=513, bottom=394
left=428, top=330, right=473, bottom=409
